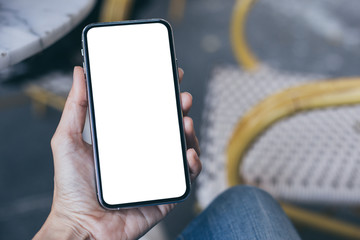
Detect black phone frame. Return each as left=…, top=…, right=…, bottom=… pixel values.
left=82, top=19, right=191, bottom=209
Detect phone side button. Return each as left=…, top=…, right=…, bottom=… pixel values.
left=81, top=48, right=84, bottom=56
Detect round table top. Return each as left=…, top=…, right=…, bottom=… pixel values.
left=0, top=0, right=95, bottom=70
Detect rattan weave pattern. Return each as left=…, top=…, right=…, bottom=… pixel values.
left=196, top=65, right=360, bottom=208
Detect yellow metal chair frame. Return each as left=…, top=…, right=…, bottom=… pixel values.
left=25, top=85, right=66, bottom=115
left=100, top=0, right=134, bottom=22
left=228, top=0, right=360, bottom=238
left=99, top=0, right=186, bottom=22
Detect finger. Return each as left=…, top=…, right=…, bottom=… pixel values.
left=180, top=92, right=192, bottom=116
left=56, top=66, right=88, bottom=137
left=178, top=68, right=184, bottom=84
left=184, top=117, right=200, bottom=156
left=187, top=148, right=201, bottom=182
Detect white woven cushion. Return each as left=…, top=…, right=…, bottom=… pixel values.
left=196, top=65, right=360, bottom=208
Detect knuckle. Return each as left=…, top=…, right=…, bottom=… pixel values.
left=78, top=99, right=88, bottom=108
left=184, top=116, right=194, bottom=128
left=185, top=92, right=193, bottom=101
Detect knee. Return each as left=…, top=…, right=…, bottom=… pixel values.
left=189, top=186, right=298, bottom=240
left=200, top=185, right=280, bottom=226
left=222, top=185, right=271, bottom=200
left=213, top=185, right=277, bottom=209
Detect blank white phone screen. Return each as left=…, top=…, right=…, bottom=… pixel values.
left=86, top=23, right=187, bottom=205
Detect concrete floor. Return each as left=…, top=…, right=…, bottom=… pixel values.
left=1, top=0, right=360, bottom=239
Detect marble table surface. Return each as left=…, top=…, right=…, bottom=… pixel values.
left=0, top=0, right=95, bottom=70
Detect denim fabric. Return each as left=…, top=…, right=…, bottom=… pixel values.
left=178, top=186, right=301, bottom=240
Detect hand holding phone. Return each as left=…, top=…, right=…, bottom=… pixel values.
left=34, top=65, right=201, bottom=240
left=34, top=19, right=200, bottom=240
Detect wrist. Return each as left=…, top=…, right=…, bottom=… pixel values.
left=34, top=210, right=92, bottom=240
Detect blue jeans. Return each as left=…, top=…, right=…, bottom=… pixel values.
left=178, top=186, right=301, bottom=240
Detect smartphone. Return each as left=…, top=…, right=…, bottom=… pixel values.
left=81, top=19, right=190, bottom=209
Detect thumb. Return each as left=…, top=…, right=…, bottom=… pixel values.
left=56, top=66, right=88, bottom=137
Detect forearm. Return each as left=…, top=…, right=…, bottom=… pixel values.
left=34, top=212, right=91, bottom=240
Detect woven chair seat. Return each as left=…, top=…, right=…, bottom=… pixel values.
left=196, top=64, right=360, bottom=208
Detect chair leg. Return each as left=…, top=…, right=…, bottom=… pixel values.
left=100, top=0, right=134, bottom=22
left=168, top=0, right=186, bottom=22
left=24, top=85, right=66, bottom=116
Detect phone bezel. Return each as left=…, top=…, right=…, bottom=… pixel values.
left=81, top=19, right=191, bottom=209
